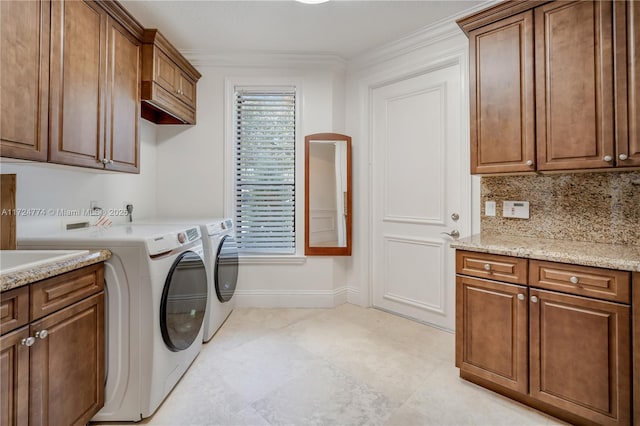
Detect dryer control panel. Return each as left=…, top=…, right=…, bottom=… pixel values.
left=147, top=226, right=201, bottom=256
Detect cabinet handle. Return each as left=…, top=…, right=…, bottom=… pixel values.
left=603, top=155, right=613, bottom=162
left=569, top=276, right=579, bottom=284
left=619, top=154, right=628, bottom=161
left=517, top=294, right=525, bottom=301
left=35, top=330, right=48, bottom=339
left=21, top=337, right=36, bottom=347
left=526, top=160, right=534, bottom=166
left=483, top=263, right=491, bottom=271
left=531, top=296, right=538, bottom=303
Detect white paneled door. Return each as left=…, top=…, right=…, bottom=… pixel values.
left=371, top=62, right=469, bottom=331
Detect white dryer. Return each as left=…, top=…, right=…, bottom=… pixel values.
left=137, top=218, right=238, bottom=341
left=19, top=224, right=208, bottom=421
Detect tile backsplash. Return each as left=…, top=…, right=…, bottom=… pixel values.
left=481, top=171, right=640, bottom=246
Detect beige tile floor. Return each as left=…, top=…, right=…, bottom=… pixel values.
left=95, top=304, right=567, bottom=426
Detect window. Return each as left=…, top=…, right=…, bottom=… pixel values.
left=234, top=87, right=297, bottom=255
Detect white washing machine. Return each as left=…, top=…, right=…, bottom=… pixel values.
left=137, top=218, right=238, bottom=341
left=19, top=224, right=208, bottom=421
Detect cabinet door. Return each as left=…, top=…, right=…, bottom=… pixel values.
left=177, top=72, right=196, bottom=109
left=530, top=289, right=631, bottom=426
left=154, top=49, right=179, bottom=95
left=105, top=16, right=140, bottom=173
left=0, top=0, right=50, bottom=161
left=615, top=0, right=640, bottom=167
left=29, top=293, right=104, bottom=426
left=456, top=276, right=528, bottom=393
left=49, top=0, right=106, bottom=169
left=0, top=327, right=30, bottom=426
left=468, top=11, right=535, bottom=174
left=535, top=1, right=616, bottom=171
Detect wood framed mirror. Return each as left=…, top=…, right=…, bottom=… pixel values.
left=305, top=133, right=352, bottom=256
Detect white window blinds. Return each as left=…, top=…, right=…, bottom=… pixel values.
left=234, top=88, right=296, bottom=254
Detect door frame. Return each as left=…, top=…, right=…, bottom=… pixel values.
left=359, top=48, right=475, bottom=315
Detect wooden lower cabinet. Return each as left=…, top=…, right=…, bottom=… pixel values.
left=456, top=250, right=633, bottom=425
left=0, top=264, right=105, bottom=426
left=29, top=293, right=104, bottom=426
left=455, top=276, right=528, bottom=393
left=0, top=328, right=30, bottom=426
left=530, top=289, right=631, bottom=426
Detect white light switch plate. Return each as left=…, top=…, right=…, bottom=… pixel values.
left=503, top=201, right=530, bottom=219
left=485, top=201, right=496, bottom=217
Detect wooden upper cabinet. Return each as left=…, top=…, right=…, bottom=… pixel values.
left=105, top=16, right=141, bottom=173
left=48, top=0, right=141, bottom=173
left=615, top=0, right=640, bottom=167
left=49, top=0, right=106, bottom=170
left=460, top=0, right=638, bottom=174
left=0, top=0, right=50, bottom=161
left=535, top=1, right=616, bottom=171
left=141, top=29, right=201, bottom=125
left=469, top=11, right=535, bottom=174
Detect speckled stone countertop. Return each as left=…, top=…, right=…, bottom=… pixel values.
left=451, top=234, right=640, bottom=272
left=1, top=249, right=111, bottom=292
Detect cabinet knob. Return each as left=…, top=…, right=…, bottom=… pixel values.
left=108, top=159, right=114, bottom=164
left=603, top=155, right=613, bottom=162
left=21, top=337, right=36, bottom=347
left=35, top=330, right=48, bottom=339
left=483, top=263, right=491, bottom=271
left=101, top=158, right=109, bottom=165
left=517, top=294, right=525, bottom=301
left=569, top=276, right=579, bottom=284
left=531, top=296, right=538, bottom=303
left=526, top=160, right=534, bottom=166
left=619, top=154, right=628, bottom=161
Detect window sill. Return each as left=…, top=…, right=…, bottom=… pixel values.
left=238, top=255, right=307, bottom=265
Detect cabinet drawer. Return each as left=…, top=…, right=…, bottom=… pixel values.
left=30, top=263, right=104, bottom=321
left=456, top=250, right=528, bottom=285
left=0, top=286, right=29, bottom=334
left=529, top=260, right=630, bottom=304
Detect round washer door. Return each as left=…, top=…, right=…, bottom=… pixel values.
left=215, top=235, right=238, bottom=302
left=160, top=250, right=208, bottom=351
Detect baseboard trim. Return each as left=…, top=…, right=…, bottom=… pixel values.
left=234, top=286, right=359, bottom=308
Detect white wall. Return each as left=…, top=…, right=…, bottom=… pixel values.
left=151, top=60, right=353, bottom=307
left=0, top=121, right=158, bottom=236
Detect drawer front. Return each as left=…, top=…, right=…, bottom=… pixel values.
left=31, top=263, right=104, bottom=321
left=0, top=286, right=29, bottom=334
left=456, top=250, right=528, bottom=285
left=529, top=260, right=630, bottom=303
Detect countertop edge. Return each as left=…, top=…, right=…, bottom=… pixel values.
left=451, top=236, right=640, bottom=272
left=1, top=249, right=112, bottom=292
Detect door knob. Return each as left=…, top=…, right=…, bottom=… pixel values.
left=440, top=230, right=460, bottom=239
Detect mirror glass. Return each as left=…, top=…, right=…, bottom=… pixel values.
left=305, top=133, right=351, bottom=256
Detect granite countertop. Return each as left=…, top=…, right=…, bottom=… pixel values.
left=451, top=234, right=640, bottom=272
left=1, top=249, right=112, bottom=292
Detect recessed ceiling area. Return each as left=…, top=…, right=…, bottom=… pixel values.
left=120, top=0, right=486, bottom=59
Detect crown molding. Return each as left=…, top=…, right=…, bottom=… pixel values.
left=349, top=0, right=501, bottom=71
left=181, top=49, right=347, bottom=71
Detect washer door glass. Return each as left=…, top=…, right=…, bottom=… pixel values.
left=161, top=251, right=208, bottom=351
left=215, top=235, right=238, bottom=302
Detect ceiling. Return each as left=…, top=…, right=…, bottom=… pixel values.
left=120, top=0, right=486, bottom=59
